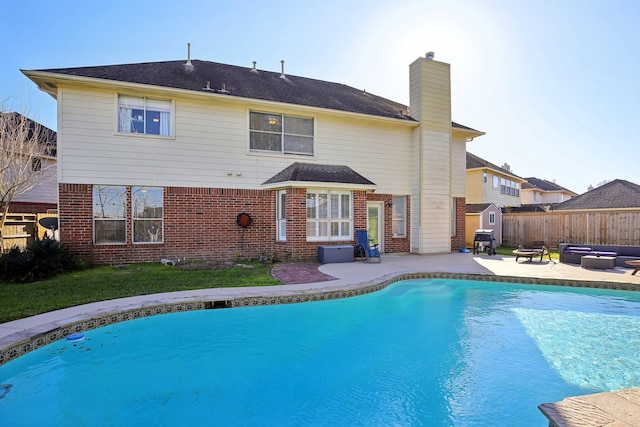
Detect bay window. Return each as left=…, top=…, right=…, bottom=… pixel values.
left=306, top=190, right=351, bottom=241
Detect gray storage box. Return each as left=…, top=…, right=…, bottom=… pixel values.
left=318, top=245, right=354, bottom=263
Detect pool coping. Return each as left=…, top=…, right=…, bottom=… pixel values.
left=3, top=271, right=640, bottom=367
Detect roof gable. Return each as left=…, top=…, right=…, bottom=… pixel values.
left=465, top=203, right=498, bottom=214
left=552, top=179, right=640, bottom=210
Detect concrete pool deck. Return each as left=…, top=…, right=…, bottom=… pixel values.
left=3, top=252, right=640, bottom=358
left=3, top=252, right=640, bottom=425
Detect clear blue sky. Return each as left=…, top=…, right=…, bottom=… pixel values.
left=2, top=0, right=639, bottom=194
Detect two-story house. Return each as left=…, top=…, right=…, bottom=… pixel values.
left=465, top=152, right=526, bottom=247
left=520, top=177, right=576, bottom=209
left=23, top=51, right=484, bottom=264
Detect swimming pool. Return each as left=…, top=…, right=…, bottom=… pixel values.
left=2, top=278, right=640, bottom=426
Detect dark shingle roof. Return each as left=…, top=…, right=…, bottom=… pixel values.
left=31, top=60, right=416, bottom=121
left=263, top=163, right=375, bottom=186
left=552, top=179, right=640, bottom=210
left=1, top=112, right=57, bottom=156
left=28, top=60, right=483, bottom=133
left=523, top=177, right=575, bottom=195
left=465, top=203, right=495, bottom=214
left=466, top=152, right=522, bottom=179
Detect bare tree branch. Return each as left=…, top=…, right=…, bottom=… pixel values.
left=0, top=107, right=56, bottom=251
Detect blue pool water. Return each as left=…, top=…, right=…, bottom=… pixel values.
left=2, top=279, right=640, bottom=426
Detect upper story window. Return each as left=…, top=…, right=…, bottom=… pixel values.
left=118, top=95, right=172, bottom=136
left=500, top=178, right=520, bottom=197
left=493, top=175, right=499, bottom=189
left=483, top=172, right=487, bottom=183
left=250, top=111, right=314, bottom=155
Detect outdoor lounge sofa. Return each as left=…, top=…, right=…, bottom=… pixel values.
left=559, top=243, right=640, bottom=266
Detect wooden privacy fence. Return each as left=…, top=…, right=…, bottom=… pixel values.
left=502, top=210, right=640, bottom=249
left=1, top=213, right=58, bottom=251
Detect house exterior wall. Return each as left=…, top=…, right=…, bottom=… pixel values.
left=55, top=86, right=415, bottom=195
left=60, top=183, right=410, bottom=264
left=35, top=54, right=472, bottom=264
left=409, top=55, right=455, bottom=254
left=466, top=169, right=521, bottom=208
left=521, top=189, right=572, bottom=204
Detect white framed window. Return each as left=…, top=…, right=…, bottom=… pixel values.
left=489, top=211, right=496, bottom=225
left=118, top=95, right=172, bottom=136
left=451, top=198, right=456, bottom=236
left=250, top=111, right=314, bottom=155
left=132, top=187, right=163, bottom=243
left=306, top=190, right=351, bottom=241
left=277, top=190, right=286, bottom=241
left=93, top=185, right=127, bottom=244
left=392, top=195, right=406, bottom=237
left=483, top=171, right=487, bottom=183
left=493, top=175, right=499, bottom=189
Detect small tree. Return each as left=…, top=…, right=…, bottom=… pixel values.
left=0, top=108, right=56, bottom=251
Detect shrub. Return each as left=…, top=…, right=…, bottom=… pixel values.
left=0, top=238, right=82, bottom=283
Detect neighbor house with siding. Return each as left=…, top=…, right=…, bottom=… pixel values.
left=1, top=112, right=57, bottom=214
left=22, top=51, right=484, bottom=264
left=521, top=177, right=576, bottom=207
left=465, top=152, right=525, bottom=209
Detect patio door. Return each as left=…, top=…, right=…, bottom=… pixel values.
left=367, top=202, right=384, bottom=253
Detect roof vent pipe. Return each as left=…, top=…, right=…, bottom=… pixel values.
left=425, top=51, right=435, bottom=60
left=184, top=42, right=194, bottom=71
left=280, top=60, right=286, bottom=79
left=251, top=61, right=258, bottom=73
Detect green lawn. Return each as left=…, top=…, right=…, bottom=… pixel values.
left=494, top=245, right=559, bottom=260
left=0, top=261, right=280, bottom=323
left=0, top=248, right=561, bottom=324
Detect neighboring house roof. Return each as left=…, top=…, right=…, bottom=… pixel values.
left=1, top=112, right=57, bottom=157
left=263, top=162, right=376, bottom=188
left=522, top=177, right=576, bottom=195
left=465, top=203, right=498, bottom=214
left=466, top=152, right=524, bottom=181
left=24, top=59, right=480, bottom=132
left=552, top=179, right=640, bottom=210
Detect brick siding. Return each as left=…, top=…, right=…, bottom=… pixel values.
left=59, top=184, right=411, bottom=265
left=451, top=197, right=466, bottom=250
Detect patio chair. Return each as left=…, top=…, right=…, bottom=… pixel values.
left=355, top=229, right=381, bottom=263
